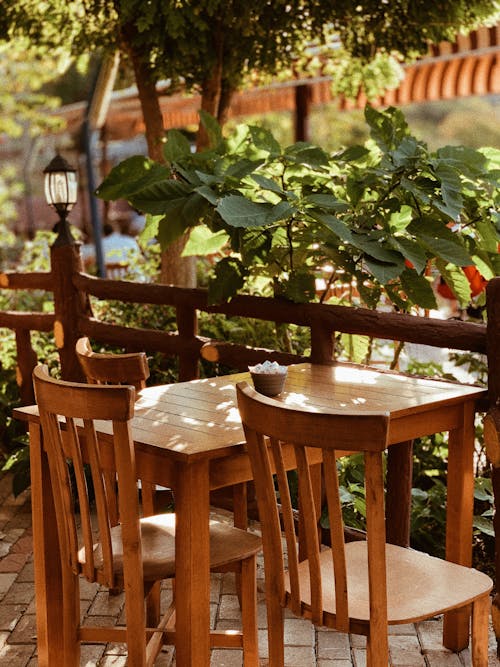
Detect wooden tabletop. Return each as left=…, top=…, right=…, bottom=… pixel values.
left=29, top=362, right=483, bottom=461
left=15, top=363, right=486, bottom=462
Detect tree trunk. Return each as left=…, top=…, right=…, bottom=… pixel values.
left=123, top=30, right=196, bottom=286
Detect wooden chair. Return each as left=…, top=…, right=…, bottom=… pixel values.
left=32, top=365, right=261, bottom=667
left=236, top=381, right=493, bottom=667
left=75, top=336, right=150, bottom=391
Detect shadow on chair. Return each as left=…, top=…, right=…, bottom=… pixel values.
left=236, top=381, right=493, bottom=667
left=32, top=365, right=261, bottom=666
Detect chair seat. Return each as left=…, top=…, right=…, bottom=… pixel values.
left=289, top=542, right=492, bottom=626
left=80, top=513, right=262, bottom=583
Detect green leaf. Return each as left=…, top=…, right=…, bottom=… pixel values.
left=388, top=205, right=413, bottom=232
left=303, top=194, right=348, bottom=212
left=285, top=143, right=329, bottom=167
left=250, top=174, right=285, bottom=194
left=157, top=215, right=190, bottom=250
left=363, top=258, right=402, bottom=283
left=225, top=159, right=263, bottom=180
left=95, top=156, right=170, bottom=201
left=340, top=333, right=370, bottom=364
left=311, top=212, right=354, bottom=243
left=400, top=270, right=437, bottom=310
left=208, top=257, right=248, bottom=304
left=277, top=271, right=316, bottom=303
left=389, top=237, right=427, bottom=273
left=129, top=180, right=192, bottom=216
left=199, top=110, right=223, bottom=149
left=216, top=195, right=271, bottom=228
left=182, top=226, right=228, bottom=256
left=473, top=516, right=495, bottom=537
left=248, top=125, right=281, bottom=155
left=163, top=129, right=192, bottom=163
left=195, top=184, right=218, bottom=205
left=433, top=163, right=463, bottom=220
left=436, top=261, right=471, bottom=307
left=337, top=145, right=370, bottom=163
left=410, top=218, right=472, bottom=265
left=138, top=214, right=161, bottom=244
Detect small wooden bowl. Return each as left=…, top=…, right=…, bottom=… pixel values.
left=249, top=370, right=287, bottom=397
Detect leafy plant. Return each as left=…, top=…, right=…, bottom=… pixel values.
left=96, top=106, right=500, bottom=310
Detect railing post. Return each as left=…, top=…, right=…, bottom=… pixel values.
left=176, top=304, right=199, bottom=381
left=15, top=329, right=37, bottom=405
left=50, top=227, right=90, bottom=381
left=310, top=321, right=334, bottom=364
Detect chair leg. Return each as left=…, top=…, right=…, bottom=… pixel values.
left=366, top=630, right=389, bottom=667
left=471, top=595, right=491, bottom=666
left=266, top=596, right=285, bottom=667
left=240, top=555, right=259, bottom=667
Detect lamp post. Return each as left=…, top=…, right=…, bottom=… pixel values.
left=43, top=153, right=78, bottom=247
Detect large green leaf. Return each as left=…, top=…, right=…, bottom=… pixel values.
left=340, top=333, right=370, bottom=364
left=216, top=195, right=271, bottom=228
left=248, top=125, right=281, bottom=155
left=208, top=257, right=248, bottom=304
left=409, top=218, right=472, bottom=265
left=157, top=215, right=191, bottom=250
left=311, top=212, right=354, bottom=243
left=389, top=237, right=427, bottom=274
left=436, top=260, right=471, bottom=307
left=433, top=163, right=463, bottom=220
left=95, top=156, right=170, bottom=201
left=129, top=180, right=192, bottom=216
left=303, top=194, right=348, bottom=212
left=277, top=271, right=316, bottom=303
left=250, top=174, right=285, bottom=194
left=225, top=158, right=263, bottom=180
left=388, top=205, right=412, bottom=232
left=163, top=129, right=192, bottom=163
left=199, top=110, right=224, bottom=150
left=285, top=143, right=329, bottom=167
left=182, top=226, right=228, bottom=256
left=400, top=270, right=437, bottom=310
left=363, top=258, right=402, bottom=283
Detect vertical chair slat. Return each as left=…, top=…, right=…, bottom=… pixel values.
left=323, top=448, right=349, bottom=632
left=294, top=444, right=323, bottom=626
left=270, top=436, right=302, bottom=616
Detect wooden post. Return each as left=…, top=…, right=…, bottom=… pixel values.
left=50, top=222, right=91, bottom=381
left=310, top=322, right=334, bottom=363
left=15, top=329, right=37, bottom=405
left=176, top=304, right=199, bottom=381
left=486, top=278, right=500, bottom=657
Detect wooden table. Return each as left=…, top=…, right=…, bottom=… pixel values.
left=15, top=362, right=487, bottom=666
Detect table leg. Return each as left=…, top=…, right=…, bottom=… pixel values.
left=29, top=423, right=79, bottom=666
left=386, top=440, right=413, bottom=547
left=443, top=401, right=476, bottom=651
left=174, top=459, right=211, bottom=666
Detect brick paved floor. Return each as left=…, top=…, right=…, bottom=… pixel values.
left=0, top=472, right=498, bottom=666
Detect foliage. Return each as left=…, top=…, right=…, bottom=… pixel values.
left=97, top=106, right=500, bottom=309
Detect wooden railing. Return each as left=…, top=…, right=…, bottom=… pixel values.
left=0, top=236, right=489, bottom=403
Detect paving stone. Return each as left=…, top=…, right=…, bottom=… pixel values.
left=2, top=583, right=35, bottom=605
left=8, top=613, right=37, bottom=644
left=0, top=574, right=19, bottom=599
left=0, top=553, right=29, bottom=574
left=210, top=648, right=243, bottom=666
left=0, top=604, right=26, bottom=631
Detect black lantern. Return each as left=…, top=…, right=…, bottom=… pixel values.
left=43, top=154, right=78, bottom=244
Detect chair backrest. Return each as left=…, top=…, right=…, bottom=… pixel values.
left=76, top=336, right=150, bottom=390
left=236, top=380, right=390, bottom=632
left=33, top=365, right=139, bottom=590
